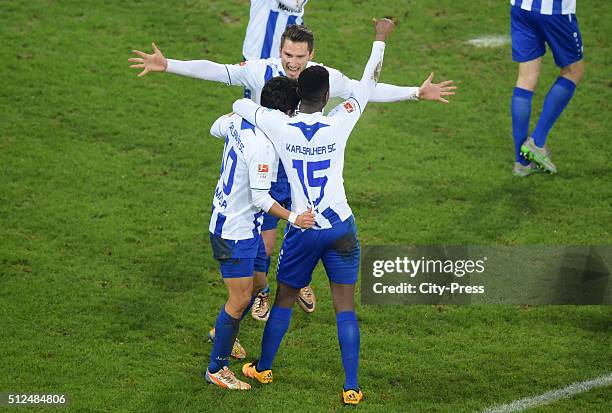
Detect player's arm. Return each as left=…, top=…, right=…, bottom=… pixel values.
left=328, top=66, right=417, bottom=102
left=231, top=99, right=289, bottom=147
left=209, top=113, right=233, bottom=139
left=248, top=140, right=315, bottom=229
left=340, top=18, right=395, bottom=119
left=328, top=62, right=456, bottom=104
left=129, top=43, right=256, bottom=87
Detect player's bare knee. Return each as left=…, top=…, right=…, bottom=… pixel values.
left=561, top=60, right=584, bottom=85
left=516, top=72, right=539, bottom=91
left=229, top=292, right=252, bottom=315
left=331, top=282, right=355, bottom=313
left=274, top=282, right=300, bottom=307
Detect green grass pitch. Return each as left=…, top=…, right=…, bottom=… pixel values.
left=1, top=0, right=611, bottom=411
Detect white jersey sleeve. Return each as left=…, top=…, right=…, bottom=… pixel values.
left=327, top=64, right=418, bottom=102
left=225, top=59, right=268, bottom=89
left=232, top=99, right=290, bottom=147
left=247, top=137, right=275, bottom=191
left=246, top=136, right=276, bottom=212
left=166, top=59, right=232, bottom=84
left=166, top=58, right=270, bottom=91
left=210, top=114, right=232, bottom=139
left=328, top=41, right=386, bottom=142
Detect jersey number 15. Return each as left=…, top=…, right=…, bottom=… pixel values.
left=292, top=159, right=330, bottom=207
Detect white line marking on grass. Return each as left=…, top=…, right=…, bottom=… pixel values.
left=466, top=35, right=511, bottom=48
left=481, top=373, right=612, bottom=413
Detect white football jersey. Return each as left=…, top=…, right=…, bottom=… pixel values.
left=243, top=0, right=308, bottom=61
left=209, top=114, right=276, bottom=240
left=510, top=0, right=575, bottom=15
left=233, top=41, right=386, bottom=229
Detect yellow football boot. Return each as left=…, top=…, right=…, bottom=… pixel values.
left=342, top=388, right=364, bottom=405
left=242, top=361, right=273, bottom=384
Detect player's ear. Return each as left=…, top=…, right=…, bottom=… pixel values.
left=309, top=48, right=315, bottom=60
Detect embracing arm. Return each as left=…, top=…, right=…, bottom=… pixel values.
left=252, top=191, right=315, bottom=229
left=210, top=113, right=233, bottom=139
left=232, top=99, right=289, bottom=146
left=129, top=43, right=250, bottom=86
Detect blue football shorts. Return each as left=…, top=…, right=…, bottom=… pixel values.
left=276, top=215, right=360, bottom=289
left=510, top=6, right=583, bottom=68
left=210, top=233, right=268, bottom=278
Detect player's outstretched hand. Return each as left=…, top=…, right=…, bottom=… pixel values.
left=128, top=43, right=167, bottom=77
left=418, top=72, right=457, bottom=104
left=295, top=209, right=316, bottom=229
left=373, top=18, right=395, bottom=41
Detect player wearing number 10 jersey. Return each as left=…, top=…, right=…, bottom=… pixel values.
left=205, top=84, right=314, bottom=390
left=233, top=18, right=396, bottom=405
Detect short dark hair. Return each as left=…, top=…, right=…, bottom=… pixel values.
left=261, top=76, right=300, bottom=114
left=297, top=65, right=329, bottom=104
left=280, top=24, right=314, bottom=52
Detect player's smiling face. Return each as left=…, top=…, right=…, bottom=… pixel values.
left=280, top=40, right=314, bottom=79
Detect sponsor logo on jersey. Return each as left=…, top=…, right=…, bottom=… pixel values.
left=258, top=164, right=269, bottom=173
left=277, top=1, right=302, bottom=13
left=343, top=101, right=355, bottom=113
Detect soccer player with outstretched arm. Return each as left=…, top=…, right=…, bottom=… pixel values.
left=129, top=24, right=455, bottom=319
left=232, top=17, right=395, bottom=405
left=204, top=86, right=315, bottom=390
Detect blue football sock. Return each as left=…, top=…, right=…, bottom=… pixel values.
left=512, top=87, right=534, bottom=165
left=208, top=305, right=240, bottom=374
left=262, top=283, right=270, bottom=294
left=336, top=311, right=360, bottom=391
left=257, top=305, right=292, bottom=371
left=532, top=76, right=576, bottom=148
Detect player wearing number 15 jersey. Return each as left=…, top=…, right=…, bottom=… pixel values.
left=233, top=18, right=395, bottom=405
